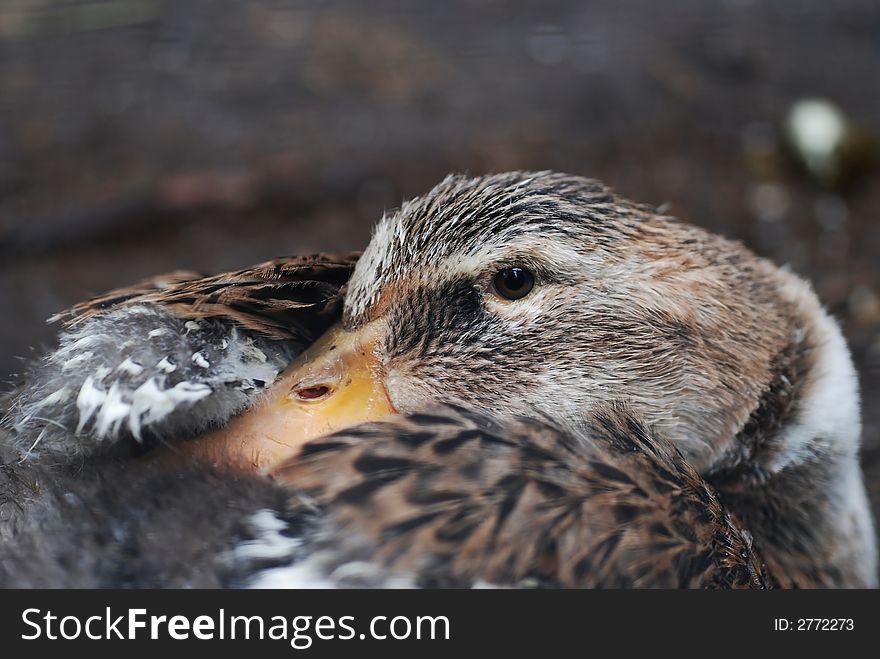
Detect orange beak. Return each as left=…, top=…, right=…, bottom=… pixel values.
left=161, top=321, right=395, bottom=472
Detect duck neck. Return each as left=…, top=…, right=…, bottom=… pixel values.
left=706, top=314, right=876, bottom=587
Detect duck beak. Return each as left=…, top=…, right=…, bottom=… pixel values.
left=160, top=321, right=395, bottom=472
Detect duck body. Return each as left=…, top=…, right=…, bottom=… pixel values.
left=1, top=171, right=875, bottom=587
left=0, top=405, right=772, bottom=589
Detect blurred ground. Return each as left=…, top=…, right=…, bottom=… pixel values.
left=1, top=1, right=879, bottom=527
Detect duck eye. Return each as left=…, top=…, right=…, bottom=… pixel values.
left=490, top=267, right=535, bottom=301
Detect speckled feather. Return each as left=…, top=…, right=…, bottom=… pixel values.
left=3, top=254, right=358, bottom=461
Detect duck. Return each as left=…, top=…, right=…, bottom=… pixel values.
left=1, top=171, right=875, bottom=588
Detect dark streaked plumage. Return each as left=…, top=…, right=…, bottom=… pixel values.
left=0, top=406, right=774, bottom=589
left=54, top=252, right=359, bottom=340
left=268, top=405, right=775, bottom=589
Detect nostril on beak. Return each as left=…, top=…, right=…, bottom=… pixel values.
left=291, top=383, right=334, bottom=401
left=288, top=361, right=343, bottom=403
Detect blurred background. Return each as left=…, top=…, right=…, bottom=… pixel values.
left=1, top=1, right=879, bottom=522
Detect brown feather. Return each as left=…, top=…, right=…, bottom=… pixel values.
left=51, top=252, right=360, bottom=340
left=271, top=405, right=778, bottom=589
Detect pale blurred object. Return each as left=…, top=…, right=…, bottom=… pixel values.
left=784, top=98, right=876, bottom=190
